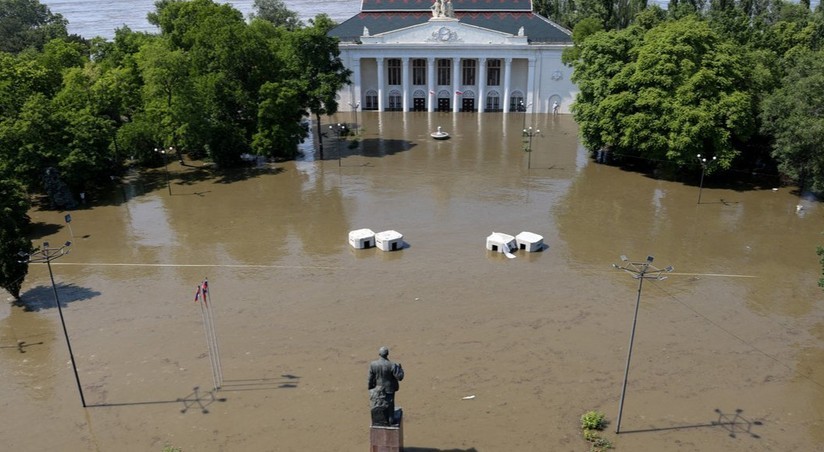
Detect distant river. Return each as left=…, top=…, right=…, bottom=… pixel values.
left=43, top=0, right=362, bottom=40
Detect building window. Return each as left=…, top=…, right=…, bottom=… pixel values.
left=462, top=59, right=476, bottom=85
left=412, top=59, right=426, bottom=85
left=365, top=90, right=378, bottom=110
left=388, top=90, right=402, bottom=111
left=486, top=90, right=500, bottom=112
left=387, top=59, right=401, bottom=86
left=487, top=59, right=501, bottom=86
left=510, top=91, right=524, bottom=112
left=437, top=59, right=451, bottom=85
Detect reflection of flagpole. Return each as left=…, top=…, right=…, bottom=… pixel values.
left=203, top=279, right=223, bottom=388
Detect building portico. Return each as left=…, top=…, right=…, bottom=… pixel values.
left=330, top=0, right=576, bottom=115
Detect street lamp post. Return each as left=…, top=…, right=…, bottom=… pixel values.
left=155, top=147, right=171, bottom=195
left=329, top=123, right=347, bottom=167
left=348, top=102, right=360, bottom=135
left=19, top=241, right=86, bottom=407
left=696, top=154, right=716, bottom=205
left=522, top=126, right=541, bottom=169
left=519, top=100, right=532, bottom=131
left=612, top=255, right=672, bottom=434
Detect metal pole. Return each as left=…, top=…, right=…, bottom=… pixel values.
left=615, top=272, right=644, bottom=433
left=205, top=287, right=223, bottom=388
left=696, top=154, right=715, bottom=205
left=612, top=256, right=672, bottom=434
left=44, top=249, right=86, bottom=407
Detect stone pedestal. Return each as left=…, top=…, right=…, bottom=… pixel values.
left=370, top=409, right=403, bottom=452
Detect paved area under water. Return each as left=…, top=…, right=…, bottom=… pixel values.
left=1, top=112, right=823, bottom=451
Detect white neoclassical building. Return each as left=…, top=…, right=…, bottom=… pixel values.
left=329, top=0, right=576, bottom=114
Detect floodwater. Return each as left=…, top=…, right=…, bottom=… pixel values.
left=1, top=112, right=823, bottom=451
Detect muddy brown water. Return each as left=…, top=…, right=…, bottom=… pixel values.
left=1, top=112, right=823, bottom=451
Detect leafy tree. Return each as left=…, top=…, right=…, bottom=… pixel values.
left=0, top=0, right=68, bottom=53
left=0, top=175, right=32, bottom=300
left=562, top=17, right=605, bottom=65
left=249, top=0, right=302, bottom=30
left=279, top=14, right=351, bottom=158
left=761, top=48, right=824, bottom=193
left=572, top=17, right=755, bottom=170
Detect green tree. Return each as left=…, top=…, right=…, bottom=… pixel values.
left=249, top=0, right=302, bottom=30
left=761, top=48, right=824, bottom=193
left=280, top=14, right=351, bottom=158
left=0, top=176, right=32, bottom=300
left=572, top=17, right=755, bottom=170
left=0, top=0, right=68, bottom=53
left=562, top=17, right=605, bottom=65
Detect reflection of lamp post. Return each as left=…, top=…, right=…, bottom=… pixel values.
left=612, top=255, right=673, bottom=434
left=696, top=154, right=716, bottom=205
left=19, top=241, right=86, bottom=408
left=155, top=147, right=171, bottom=195
left=348, top=102, right=360, bottom=135
left=329, top=123, right=347, bottom=167
left=522, top=126, right=541, bottom=169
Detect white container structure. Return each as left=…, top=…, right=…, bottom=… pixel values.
left=486, top=232, right=516, bottom=254
left=516, top=231, right=544, bottom=252
left=375, top=230, right=404, bottom=251
left=349, top=228, right=376, bottom=249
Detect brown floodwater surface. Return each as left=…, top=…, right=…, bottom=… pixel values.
left=2, top=112, right=823, bottom=451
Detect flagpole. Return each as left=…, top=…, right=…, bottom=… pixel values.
left=203, top=279, right=223, bottom=388
left=198, top=291, right=220, bottom=392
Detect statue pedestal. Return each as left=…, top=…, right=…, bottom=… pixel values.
left=369, top=409, right=403, bottom=452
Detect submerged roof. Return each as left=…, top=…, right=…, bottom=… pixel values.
left=329, top=11, right=571, bottom=44
left=360, top=0, right=533, bottom=12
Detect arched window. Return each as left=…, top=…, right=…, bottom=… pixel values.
left=510, top=90, right=525, bottom=112
left=388, top=89, right=402, bottom=111
left=365, top=90, right=378, bottom=110
left=486, top=90, right=501, bottom=112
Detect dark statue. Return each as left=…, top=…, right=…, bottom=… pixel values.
left=368, top=346, right=404, bottom=426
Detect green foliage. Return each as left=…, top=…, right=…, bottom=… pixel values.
left=761, top=48, right=824, bottom=193
left=0, top=0, right=68, bottom=53
left=250, top=0, right=303, bottom=30
left=581, top=410, right=607, bottom=430
left=0, top=176, right=32, bottom=299
left=573, top=17, right=754, bottom=171
left=562, top=18, right=605, bottom=65
left=580, top=411, right=613, bottom=452
left=818, top=245, right=824, bottom=289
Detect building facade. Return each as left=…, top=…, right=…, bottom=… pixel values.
left=329, top=0, right=576, bottom=115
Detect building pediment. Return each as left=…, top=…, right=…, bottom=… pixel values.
left=360, top=18, right=527, bottom=45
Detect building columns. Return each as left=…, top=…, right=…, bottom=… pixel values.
left=503, top=57, right=512, bottom=113
left=526, top=58, right=536, bottom=114
left=478, top=58, right=486, bottom=113
left=427, top=57, right=435, bottom=113
left=452, top=57, right=460, bottom=112
left=402, top=57, right=410, bottom=112
left=376, top=57, right=385, bottom=112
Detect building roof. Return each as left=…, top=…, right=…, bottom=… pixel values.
left=360, top=0, right=533, bottom=12
left=329, top=11, right=571, bottom=44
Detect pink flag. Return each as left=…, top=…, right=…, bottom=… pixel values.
left=456, top=90, right=463, bottom=95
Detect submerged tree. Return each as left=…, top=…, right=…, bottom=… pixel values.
left=0, top=176, right=32, bottom=300
left=761, top=48, right=824, bottom=193
left=572, top=16, right=755, bottom=170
